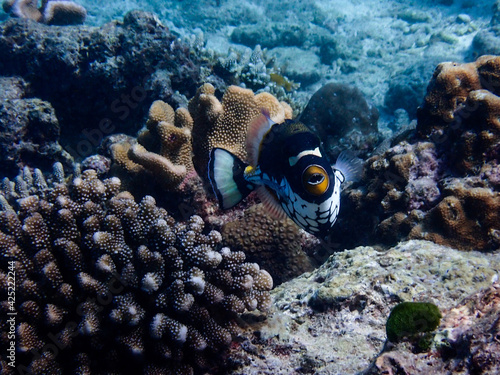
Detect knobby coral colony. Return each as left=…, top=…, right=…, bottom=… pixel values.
left=2, top=0, right=87, bottom=26
left=0, top=165, right=272, bottom=374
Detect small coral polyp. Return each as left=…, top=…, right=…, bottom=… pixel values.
left=0, top=165, right=272, bottom=374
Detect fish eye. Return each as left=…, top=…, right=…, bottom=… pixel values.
left=302, top=165, right=329, bottom=196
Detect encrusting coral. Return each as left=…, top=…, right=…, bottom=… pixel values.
left=0, top=164, right=272, bottom=374
left=2, top=0, right=87, bottom=25
left=221, top=203, right=314, bottom=285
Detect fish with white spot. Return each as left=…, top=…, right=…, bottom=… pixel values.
left=208, top=111, right=363, bottom=238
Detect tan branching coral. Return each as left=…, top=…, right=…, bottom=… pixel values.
left=0, top=165, right=272, bottom=374
left=221, top=203, right=314, bottom=285
left=109, top=86, right=291, bottom=195
left=188, top=83, right=292, bottom=178
left=3, top=0, right=86, bottom=25
left=110, top=101, right=195, bottom=192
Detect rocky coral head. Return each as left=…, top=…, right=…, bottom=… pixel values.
left=3, top=0, right=86, bottom=25
left=299, top=82, right=379, bottom=160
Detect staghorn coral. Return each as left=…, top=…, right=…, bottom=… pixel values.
left=0, top=164, right=272, bottom=374
left=3, top=0, right=86, bottom=25
left=188, top=83, right=292, bottom=178
left=221, top=203, right=314, bottom=285
left=110, top=100, right=195, bottom=192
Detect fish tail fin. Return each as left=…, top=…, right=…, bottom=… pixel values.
left=334, top=151, right=364, bottom=183
left=208, top=148, right=255, bottom=209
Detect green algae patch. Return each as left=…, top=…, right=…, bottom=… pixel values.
left=386, top=302, right=441, bottom=342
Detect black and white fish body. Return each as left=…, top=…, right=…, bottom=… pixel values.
left=208, top=111, right=363, bottom=238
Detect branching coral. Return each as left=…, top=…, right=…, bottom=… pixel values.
left=110, top=100, right=195, bottom=192
left=0, top=164, right=272, bottom=374
left=3, top=0, right=86, bottom=25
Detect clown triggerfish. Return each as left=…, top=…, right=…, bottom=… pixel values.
left=208, top=111, right=363, bottom=238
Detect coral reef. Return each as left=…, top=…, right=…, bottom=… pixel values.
left=299, top=82, right=380, bottom=160
left=370, top=282, right=500, bottom=375
left=325, top=55, right=500, bottom=252
left=189, top=83, right=292, bottom=178
left=2, top=0, right=87, bottom=25
left=416, top=55, right=500, bottom=174
left=225, top=240, right=500, bottom=374
left=0, top=11, right=209, bottom=163
left=0, top=165, right=272, bottom=374
left=0, top=83, right=74, bottom=177
left=221, top=204, right=314, bottom=285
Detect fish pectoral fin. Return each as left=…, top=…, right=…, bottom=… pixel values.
left=256, top=186, right=289, bottom=220
left=333, top=151, right=364, bottom=183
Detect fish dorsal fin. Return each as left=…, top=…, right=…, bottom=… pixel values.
left=255, top=186, right=288, bottom=220
left=247, top=110, right=274, bottom=166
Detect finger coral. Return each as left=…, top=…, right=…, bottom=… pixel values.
left=0, top=164, right=272, bottom=374
left=110, top=100, right=195, bottom=192
left=3, top=0, right=86, bottom=25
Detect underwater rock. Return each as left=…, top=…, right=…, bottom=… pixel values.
left=267, top=47, right=323, bottom=87
left=230, top=22, right=308, bottom=49
left=0, top=97, right=73, bottom=178
left=299, top=82, right=379, bottom=160
left=369, top=282, right=500, bottom=375
left=228, top=240, right=500, bottom=374
left=2, top=0, right=87, bottom=25
left=384, top=60, right=438, bottom=118
left=473, top=27, right=500, bottom=56
left=0, top=10, right=207, bottom=160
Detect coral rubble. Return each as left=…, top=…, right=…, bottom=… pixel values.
left=0, top=165, right=272, bottom=374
